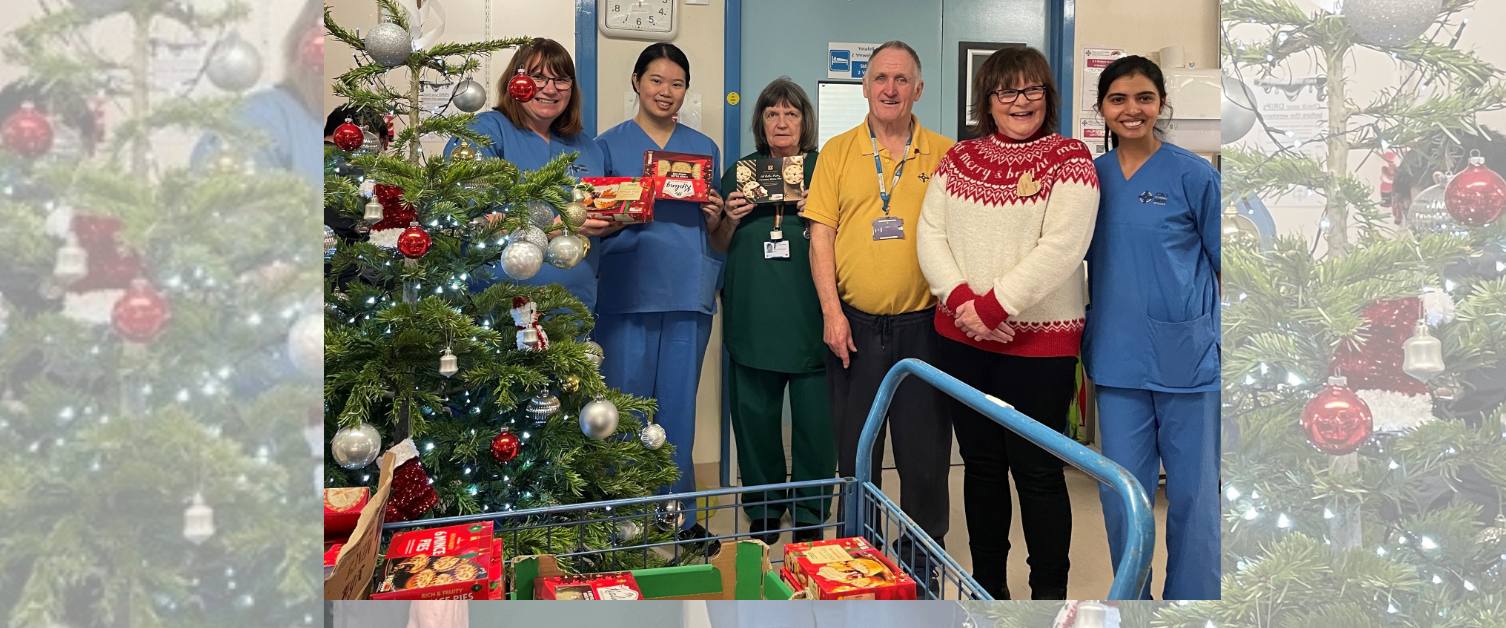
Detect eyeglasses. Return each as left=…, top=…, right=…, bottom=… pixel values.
left=991, top=85, right=1046, bottom=104
left=529, top=74, right=574, bottom=89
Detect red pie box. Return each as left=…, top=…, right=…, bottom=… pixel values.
left=372, top=522, right=496, bottom=600
left=581, top=177, right=656, bottom=224
left=782, top=536, right=917, bottom=600
left=324, top=487, right=369, bottom=539
left=643, top=150, right=714, bottom=202
left=535, top=571, right=643, bottom=600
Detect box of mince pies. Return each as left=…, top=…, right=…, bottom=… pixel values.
left=373, top=521, right=502, bottom=600
left=580, top=177, right=656, bottom=224
left=733, top=155, right=805, bottom=204
left=642, top=151, right=714, bottom=202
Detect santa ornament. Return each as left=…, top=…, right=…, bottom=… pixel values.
left=1329, top=297, right=1438, bottom=433
left=510, top=296, right=549, bottom=351
left=1053, top=600, right=1120, bottom=628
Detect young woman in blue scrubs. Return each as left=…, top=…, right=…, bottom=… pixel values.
left=1082, top=55, right=1220, bottom=600
left=443, top=38, right=616, bottom=311
left=595, top=43, right=725, bottom=544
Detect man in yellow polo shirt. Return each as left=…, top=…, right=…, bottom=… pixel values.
left=804, top=40, right=956, bottom=553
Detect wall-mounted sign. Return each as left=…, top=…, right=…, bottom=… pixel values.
left=828, top=42, right=879, bottom=80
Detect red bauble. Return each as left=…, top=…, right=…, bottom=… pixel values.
left=111, top=278, right=171, bottom=342
left=1328, top=297, right=1429, bottom=395
left=3, top=102, right=53, bottom=159
left=1300, top=377, right=1373, bottom=455
left=490, top=431, right=521, bottom=463
left=384, top=456, right=438, bottom=522
left=396, top=222, right=432, bottom=259
left=1444, top=154, right=1506, bottom=227
left=331, top=118, right=365, bottom=152
left=507, top=69, right=536, bottom=103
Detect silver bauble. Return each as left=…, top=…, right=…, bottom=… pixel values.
left=614, top=519, right=644, bottom=544
left=509, top=225, right=549, bottom=251
left=1407, top=178, right=1461, bottom=235
left=364, top=22, right=413, bottom=67
left=641, top=423, right=666, bottom=450
left=527, top=201, right=557, bottom=230
left=452, top=79, right=488, bottom=113
left=1221, top=74, right=1258, bottom=145
left=206, top=34, right=263, bottom=92
left=579, top=396, right=619, bottom=440
left=583, top=339, right=605, bottom=370
left=527, top=390, right=561, bottom=426
left=1343, top=0, right=1441, bottom=47
left=653, top=500, right=685, bottom=532
left=500, top=241, right=544, bottom=280
left=330, top=422, right=381, bottom=469
left=287, top=311, right=323, bottom=379
left=357, top=130, right=382, bottom=155
left=324, top=225, right=337, bottom=259
left=560, top=202, right=588, bottom=229
left=544, top=233, right=587, bottom=269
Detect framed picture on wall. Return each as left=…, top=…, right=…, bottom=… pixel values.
left=958, top=41, right=1025, bottom=140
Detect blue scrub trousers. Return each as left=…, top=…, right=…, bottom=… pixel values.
left=597, top=310, right=715, bottom=529
left=1096, top=385, right=1220, bottom=600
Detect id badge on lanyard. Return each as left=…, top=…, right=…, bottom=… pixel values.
left=869, top=123, right=912, bottom=241
left=765, top=203, right=791, bottom=259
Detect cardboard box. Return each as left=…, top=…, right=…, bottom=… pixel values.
left=510, top=540, right=772, bottom=600
left=643, top=150, right=714, bottom=202
left=324, top=442, right=402, bottom=600
left=581, top=177, right=655, bottom=224
left=324, top=487, right=369, bottom=539
left=536, top=571, right=643, bottom=600
left=372, top=521, right=497, bottom=600
left=733, top=156, right=805, bottom=204
left=324, top=543, right=344, bottom=580
left=782, top=536, right=917, bottom=600
left=763, top=567, right=807, bottom=600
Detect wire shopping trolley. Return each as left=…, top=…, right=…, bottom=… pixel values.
left=382, top=358, right=1154, bottom=600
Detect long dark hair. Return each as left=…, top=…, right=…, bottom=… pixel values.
left=631, top=43, right=691, bottom=92
left=1093, top=55, right=1168, bottom=152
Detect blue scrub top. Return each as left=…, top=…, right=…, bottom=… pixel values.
left=594, top=119, right=723, bottom=315
left=444, top=111, right=607, bottom=312
left=192, top=86, right=323, bottom=187
left=1082, top=143, right=1220, bottom=392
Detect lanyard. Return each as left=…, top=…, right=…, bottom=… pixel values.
left=868, top=122, right=913, bottom=216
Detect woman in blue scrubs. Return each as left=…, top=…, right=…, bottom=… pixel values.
left=1082, top=55, right=1220, bottom=600
left=595, top=43, right=725, bottom=545
left=443, top=38, right=615, bottom=311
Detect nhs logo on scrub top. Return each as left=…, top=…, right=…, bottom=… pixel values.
left=830, top=50, right=850, bottom=73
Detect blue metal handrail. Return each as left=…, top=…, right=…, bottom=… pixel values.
left=851, top=358, right=1154, bottom=600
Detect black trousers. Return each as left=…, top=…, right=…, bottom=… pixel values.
left=827, top=302, right=953, bottom=546
left=938, top=339, right=1077, bottom=599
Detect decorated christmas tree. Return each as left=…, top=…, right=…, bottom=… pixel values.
left=1154, top=0, right=1506, bottom=625
left=0, top=0, right=319, bottom=626
left=321, top=1, right=685, bottom=563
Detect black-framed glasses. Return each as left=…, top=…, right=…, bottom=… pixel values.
left=528, top=74, right=574, bottom=89
left=991, top=85, right=1046, bottom=104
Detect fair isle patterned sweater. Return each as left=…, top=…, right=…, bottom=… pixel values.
left=917, top=131, right=1101, bottom=357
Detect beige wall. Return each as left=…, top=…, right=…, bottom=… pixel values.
left=1072, top=0, right=1219, bottom=139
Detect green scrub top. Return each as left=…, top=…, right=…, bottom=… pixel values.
left=719, top=151, right=825, bottom=373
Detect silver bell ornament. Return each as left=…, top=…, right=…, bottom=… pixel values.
left=579, top=395, right=619, bottom=440
left=653, top=500, right=685, bottom=532
left=583, top=338, right=605, bottom=370
left=500, top=241, right=543, bottom=280
left=509, top=225, right=549, bottom=252
left=183, top=493, right=215, bottom=544
left=545, top=233, right=587, bottom=270
left=330, top=422, right=382, bottom=469
left=1342, top=0, right=1442, bottom=47
left=527, top=201, right=557, bottom=231
left=452, top=79, right=488, bottom=113
left=641, top=422, right=667, bottom=450
left=363, top=198, right=384, bottom=224
left=1402, top=320, right=1445, bottom=383
left=53, top=234, right=87, bottom=284
left=438, top=347, right=459, bottom=378
left=1221, top=74, right=1257, bottom=145
left=363, top=22, right=413, bottom=67
left=527, top=390, right=561, bottom=426
left=206, top=33, right=263, bottom=92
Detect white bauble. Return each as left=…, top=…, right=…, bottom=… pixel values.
left=1221, top=75, right=1258, bottom=145
left=501, top=242, right=543, bottom=280
left=287, top=311, right=323, bottom=379
left=206, top=34, right=263, bottom=92
left=330, top=422, right=381, bottom=469
left=544, top=233, right=587, bottom=269
left=579, top=396, right=619, bottom=440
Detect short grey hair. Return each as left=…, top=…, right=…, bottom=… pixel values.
left=751, top=77, right=818, bottom=155
left=868, top=40, right=922, bottom=81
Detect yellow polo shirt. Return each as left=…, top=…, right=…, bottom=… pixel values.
left=804, top=115, right=955, bottom=316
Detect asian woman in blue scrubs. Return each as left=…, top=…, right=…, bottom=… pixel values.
left=595, top=43, right=725, bottom=544
left=443, top=38, right=617, bottom=311
left=1082, top=56, right=1220, bottom=600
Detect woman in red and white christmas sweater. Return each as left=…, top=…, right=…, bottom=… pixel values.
left=917, top=46, right=1100, bottom=600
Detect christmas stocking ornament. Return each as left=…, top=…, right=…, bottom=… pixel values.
left=383, top=438, right=438, bottom=522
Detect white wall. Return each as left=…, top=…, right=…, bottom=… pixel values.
left=1072, top=0, right=1219, bottom=142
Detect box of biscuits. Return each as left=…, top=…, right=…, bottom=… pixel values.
left=732, top=155, right=806, bottom=204
left=782, top=536, right=916, bottom=600
left=324, top=487, right=369, bottom=539
left=535, top=571, right=643, bottom=600
left=372, top=522, right=498, bottom=600
left=580, top=177, right=656, bottom=224
left=642, top=151, right=714, bottom=202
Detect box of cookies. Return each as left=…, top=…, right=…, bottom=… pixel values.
left=782, top=536, right=916, bottom=600
left=643, top=151, right=714, bottom=202
left=535, top=571, right=643, bottom=600
left=732, top=156, right=805, bottom=204
left=372, top=522, right=497, bottom=600
left=324, top=487, right=369, bottom=539
left=580, top=177, right=656, bottom=224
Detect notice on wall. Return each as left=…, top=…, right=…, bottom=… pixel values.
left=1080, top=125, right=1108, bottom=157
left=1081, top=47, right=1126, bottom=112
left=1238, top=76, right=1329, bottom=208
left=828, top=42, right=880, bottom=80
